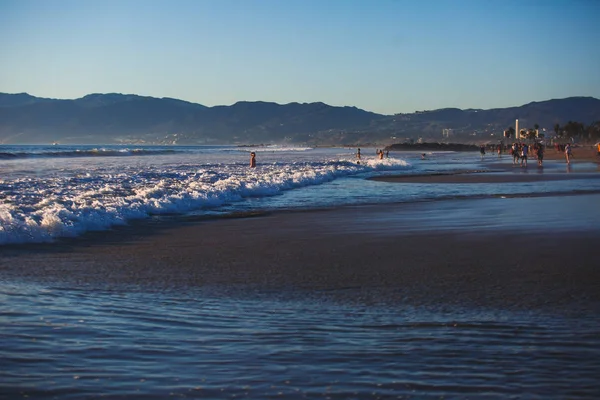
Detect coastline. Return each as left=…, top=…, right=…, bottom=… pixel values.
left=370, top=172, right=600, bottom=184
left=2, top=191, right=599, bottom=312
left=372, top=146, right=600, bottom=183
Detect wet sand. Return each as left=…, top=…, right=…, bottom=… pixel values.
left=2, top=192, right=599, bottom=312
left=370, top=172, right=600, bottom=184
left=542, top=145, right=600, bottom=162
left=373, top=146, right=600, bottom=184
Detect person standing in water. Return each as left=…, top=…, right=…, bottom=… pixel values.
left=565, top=143, right=572, bottom=164
left=520, top=143, right=528, bottom=167
left=250, top=152, right=256, bottom=168
left=356, top=148, right=361, bottom=164
left=512, top=143, right=519, bottom=165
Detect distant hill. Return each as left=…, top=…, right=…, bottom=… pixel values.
left=369, top=97, right=600, bottom=143
left=0, top=93, right=599, bottom=145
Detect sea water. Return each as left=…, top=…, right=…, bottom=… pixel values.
left=1, top=282, right=599, bottom=399
left=1, top=144, right=600, bottom=399
left=2, top=144, right=599, bottom=244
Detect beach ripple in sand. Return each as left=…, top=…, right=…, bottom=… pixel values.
left=1, top=282, right=599, bottom=399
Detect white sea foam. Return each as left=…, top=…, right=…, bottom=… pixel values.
left=243, top=145, right=314, bottom=152
left=0, top=150, right=411, bottom=244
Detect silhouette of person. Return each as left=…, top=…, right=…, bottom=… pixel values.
left=537, top=144, right=544, bottom=166
left=521, top=143, right=528, bottom=167
left=250, top=152, right=256, bottom=168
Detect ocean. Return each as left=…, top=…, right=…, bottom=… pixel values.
left=1, top=144, right=600, bottom=399
left=2, top=144, right=599, bottom=245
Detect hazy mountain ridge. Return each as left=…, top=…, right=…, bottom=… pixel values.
left=0, top=93, right=599, bottom=144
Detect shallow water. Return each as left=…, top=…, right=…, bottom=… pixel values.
left=2, top=145, right=600, bottom=399
left=2, top=282, right=599, bottom=400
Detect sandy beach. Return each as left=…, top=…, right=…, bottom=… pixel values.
left=372, top=145, right=600, bottom=184
left=2, top=188, right=599, bottom=312
left=2, top=150, right=599, bottom=311
left=542, top=145, right=600, bottom=162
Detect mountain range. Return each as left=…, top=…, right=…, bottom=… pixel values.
left=1, top=93, right=599, bottom=145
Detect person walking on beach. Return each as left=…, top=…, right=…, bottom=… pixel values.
left=480, top=145, right=486, bottom=160
left=497, top=144, right=502, bottom=158
left=511, top=143, right=519, bottom=165
left=250, top=152, right=256, bottom=168
left=520, top=143, right=528, bottom=167
left=565, top=143, right=572, bottom=164
left=537, top=143, right=544, bottom=166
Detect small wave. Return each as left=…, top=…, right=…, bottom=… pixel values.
left=0, top=148, right=179, bottom=160
left=237, top=145, right=313, bottom=152
left=0, top=152, right=19, bottom=159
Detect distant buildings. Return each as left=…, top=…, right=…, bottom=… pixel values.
left=518, top=129, right=540, bottom=140
left=513, top=119, right=540, bottom=140
left=442, top=128, right=453, bottom=138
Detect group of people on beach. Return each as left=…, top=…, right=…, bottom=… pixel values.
left=249, top=147, right=389, bottom=168
left=249, top=141, right=587, bottom=169
left=507, top=142, right=574, bottom=167
left=480, top=144, right=504, bottom=160
left=355, top=148, right=388, bottom=164
left=509, top=142, right=545, bottom=167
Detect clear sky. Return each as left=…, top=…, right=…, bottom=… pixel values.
left=1, top=0, right=599, bottom=115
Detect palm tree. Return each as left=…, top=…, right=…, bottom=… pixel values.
left=505, top=126, right=515, bottom=140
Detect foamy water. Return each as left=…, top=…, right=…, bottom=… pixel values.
left=2, top=144, right=600, bottom=244
left=1, top=145, right=410, bottom=244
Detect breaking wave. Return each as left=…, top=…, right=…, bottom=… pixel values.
left=0, top=157, right=411, bottom=244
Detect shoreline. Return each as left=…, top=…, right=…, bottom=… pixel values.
left=372, top=147, right=600, bottom=183
left=1, top=158, right=599, bottom=312
left=2, top=191, right=599, bottom=311
left=370, top=171, right=600, bottom=184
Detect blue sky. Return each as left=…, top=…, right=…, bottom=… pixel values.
left=1, top=0, right=599, bottom=115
